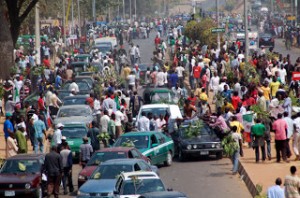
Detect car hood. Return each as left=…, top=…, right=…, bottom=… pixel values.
left=0, top=173, right=39, bottom=183
left=54, top=116, right=93, bottom=125
left=181, top=135, right=220, bottom=144
left=139, top=148, right=150, bottom=155
left=79, top=179, right=116, bottom=193
left=79, top=166, right=97, bottom=177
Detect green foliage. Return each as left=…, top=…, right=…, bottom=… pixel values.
left=121, top=139, right=136, bottom=147
left=250, top=105, right=269, bottom=120
left=221, top=134, right=239, bottom=157
left=32, top=66, right=45, bottom=76
left=184, top=18, right=218, bottom=47
left=97, top=132, right=110, bottom=141
left=182, top=120, right=204, bottom=138
left=243, top=62, right=259, bottom=84
left=254, top=184, right=267, bottom=198
left=224, top=0, right=235, bottom=12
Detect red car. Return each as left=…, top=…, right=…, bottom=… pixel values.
left=0, top=154, right=45, bottom=198
left=78, top=147, right=150, bottom=187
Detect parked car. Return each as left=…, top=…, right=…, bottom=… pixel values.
left=78, top=147, right=150, bottom=187
left=139, top=191, right=188, bottom=198
left=258, top=33, right=274, bottom=48
left=53, top=104, right=94, bottom=126
left=74, top=54, right=92, bottom=64
left=114, top=131, right=174, bottom=166
left=0, top=154, right=45, bottom=198
left=114, top=171, right=166, bottom=197
left=51, top=123, right=89, bottom=160
left=78, top=159, right=159, bottom=197
left=143, top=88, right=175, bottom=104
left=75, top=76, right=95, bottom=89
left=62, top=95, right=89, bottom=106
left=138, top=63, right=153, bottom=84
left=57, top=80, right=91, bottom=100
left=173, top=120, right=223, bottom=161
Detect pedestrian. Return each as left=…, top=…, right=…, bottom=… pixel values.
left=44, top=145, right=63, bottom=198
left=284, top=166, right=300, bottom=197
left=79, top=136, right=93, bottom=168
left=283, top=111, right=293, bottom=158
left=251, top=119, right=266, bottom=163
left=267, top=178, right=284, bottom=198
left=60, top=142, right=74, bottom=195
left=53, top=123, right=64, bottom=146
left=129, top=91, right=142, bottom=117
left=137, top=111, right=150, bottom=131
left=33, top=114, right=47, bottom=154
left=108, top=113, right=116, bottom=145
left=15, top=123, right=27, bottom=154
left=87, top=121, right=100, bottom=151
left=6, top=132, right=18, bottom=158
left=272, top=113, right=289, bottom=163
left=115, top=108, right=125, bottom=138
left=231, top=126, right=243, bottom=175
left=3, top=112, right=14, bottom=141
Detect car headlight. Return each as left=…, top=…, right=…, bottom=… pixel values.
left=211, top=144, right=215, bottom=148
left=25, top=183, right=31, bottom=189
left=193, top=145, right=197, bottom=149
left=78, top=175, right=87, bottom=180
left=216, top=143, right=221, bottom=149
left=77, top=191, right=89, bottom=196
left=186, top=145, right=192, bottom=150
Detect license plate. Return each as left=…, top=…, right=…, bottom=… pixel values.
left=5, top=191, right=15, bottom=197
left=200, top=151, right=209, bottom=155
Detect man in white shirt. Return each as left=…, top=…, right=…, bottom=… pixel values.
left=267, top=178, right=284, bottom=198
left=94, top=95, right=101, bottom=127
left=156, top=69, right=165, bottom=87
left=115, top=109, right=125, bottom=138
left=53, top=123, right=64, bottom=145
left=155, top=114, right=166, bottom=132
left=278, top=65, right=287, bottom=85
left=137, top=112, right=150, bottom=131
left=176, top=65, right=185, bottom=87
left=129, top=44, right=137, bottom=66
left=14, top=74, right=23, bottom=103
left=68, top=79, right=79, bottom=93
left=100, top=110, right=110, bottom=133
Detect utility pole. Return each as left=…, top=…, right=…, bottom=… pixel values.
left=129, top=0, right=132, bottom=24
left=193, top=0, right=196, bottom=14
left=118, top=0, right=120, bottom=21
left=295, top=0, right=298, bottom=26
left=270, top=0, right=273, bottom=13
left=216, top=0, right=220, bottom=50
left=77, top=0, right=81, bottom=37
left=244, top=0, right=249, bottom=62
left=92, top=0, right=96, bottom=22
left=71, top=0, right=74, bottom=34
left=123, top=0, right=125, bottom=21
left=35, top=2, right=41, bottom=65
left=134, top=0, right=137, bottom=20
left=63, top=0, right=67, bottom=47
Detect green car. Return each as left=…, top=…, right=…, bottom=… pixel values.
left=52, top=123, right=89, bottom=160
left=143, top=88, right=175, bottom=104
left=113, top=131, right=174, bottom=166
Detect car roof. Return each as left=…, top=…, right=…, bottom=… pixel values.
left=8, top=154, right=44, bottom=160
left=63, top=123, right=87, bottom=127
left=140, top=191, right=187, bottom=198
left=121, top=171, right=159, bottom=180
left=121, top=131, right=161, bottom=136
left=63, top=95, right=89, bottom=100
left=140, top=104, right=170, bottom=109
left=144, top=88, right=171, bottom=93
left=96, top=147, right=134, bottom=152
left=103, top=158, right=144, bottom=165
left=59, top=104, right=91, bottom=110
left=71, top=61, right=87, bottom=65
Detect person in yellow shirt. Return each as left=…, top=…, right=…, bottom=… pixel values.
left=221, top=99, right=234, bottom=113
left=122, top=64, right=131, bottom=79
left=199, top=88, right=208, bottom=102
left=194, top=83, right=203, bottom=99
left=269, top=76, right=280, bottom=98
left=164, top=62, right=170, bottom=71
left=260, top=81, right=271, bottom=110
left=230, top=116, right=244, bottom=134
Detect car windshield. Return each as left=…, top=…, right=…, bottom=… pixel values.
left=61, top=82, right=89, bottom=91
left=87, top=152, right=127, bottom=166
left=94, top=46, right=111, bottom=54
left=122, top=179, right=165, bottom=195
left=91, top=164, right=132, bottom=179
left=62, top=127, right=87, bottom=138
left=0, top=159, right=40, bottom=174
left=180, top=124, right=213, bottom=138
left=151, top=93, right=171, bottom=102
left=63, top=98, right=87, bottom=106
left=58, top=107, right=91, bottom=117
left=140, top=108, right=169, bottom=118
left=114, top=136, right=149, bottom=149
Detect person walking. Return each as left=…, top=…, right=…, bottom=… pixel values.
left=87, top=121, right=100, bottom=152
left=283, top=112, right=294, bottom=158
left=284, top=166, right=300, bottom=197
left=272, top=113, right=289, bottom=163
left=267, top=178, right=284, bottom=198
left=79, top=137, right=93, bottom=168
left=137, top=112, right=150, bottom=131
left=231, top=126, right=243, bottom=175
left=60, top=142, right=74, bottom=195
left=33, top=115, right=47, bottom=154
left=44, top=145, right=63, bottom=198
left=3, top=112, right=14, bottom=141
left=53, top=123, right=64, bottom=146
left=293, top=112, right=300, bottom=161
left=15, top=124, right=27, bottom=154
left=6, top=132, right=18, bottom=158
left=251, top=119, right=266, bottom=163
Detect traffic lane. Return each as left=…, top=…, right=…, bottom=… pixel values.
left=159, top=158, right=252, bottom=198
left=273, top=38, right=300, bottom=63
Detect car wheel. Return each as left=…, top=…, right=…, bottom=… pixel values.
left=164, top=151, right=172, bottom=166
left=178, top=149, right=186, bottom=162
left=216, top=152, right=223, bottom=160
left=35, top=186, right=43, bottom=198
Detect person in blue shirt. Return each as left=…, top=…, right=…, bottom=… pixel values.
left=55, top=72, right=62, bottom=89
left=169, top=70, right=179, bottom=88
left=267, top=178, right=284, bottom=198
left=222, top=84, right=232, bottom=103
left=3, top=112, right=14, bottom=141
left=33, top=114, right=47, bottom=154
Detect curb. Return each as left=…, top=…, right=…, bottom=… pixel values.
left=238, top=160, right=259, bottom=198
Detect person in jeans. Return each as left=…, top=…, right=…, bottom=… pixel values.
left=87, top=121, right=100, bottom=152
left=272, top=113, right=289, bottom=163
left=251, top=119, right=266, bottom=163
left=60, top=142, right=74, bottom=195
left=79, top=136, right=93, bottom=168
left=231, top=126, right=243, bottom=175
left=33, top=115, right=46, bottom=154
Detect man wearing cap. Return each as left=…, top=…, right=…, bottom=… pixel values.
left=53, top=123, right=64, bottom=146
left=68, top=78, right=79, bottom=93
left=15, top=124, right=27, bottom=154
left=4, top=95, right=15, bottom=114
left=79, top=137, right=93, bottom=168
left=3, top=112, right=14, bottom=141
left=33, top=115, right=47, bottom=154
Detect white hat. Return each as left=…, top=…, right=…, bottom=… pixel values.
left=61, top=136, right=67, bottom=140
left=17, top=123, right=24, bottom=129
left=8, top=95, right=13, bottom=98
left=56, top=123, right=64, bottom=128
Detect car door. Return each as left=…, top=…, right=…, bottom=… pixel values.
left=149, top=134, right=160, bottom=164
left=137, top=161, right=151, bottom=171
left=155, top=133, right=167, bottom=163
left=130, top=149, right=142, bottom=159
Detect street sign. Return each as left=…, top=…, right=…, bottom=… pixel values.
left=211, top=28, right=225, bottom=33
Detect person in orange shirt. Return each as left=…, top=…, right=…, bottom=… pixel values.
left=231, top=91, right=242, bottom=111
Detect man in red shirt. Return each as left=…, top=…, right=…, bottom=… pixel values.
left=42, top=56, right=50, bottom=68
left=86, top=93, right=94, bottom=109
left=187, top=93, right=197, bottom=106
left=37, top=93, right=48, bottom=128
left=272, top=113, right=289, bottom=163
left=154, top=35, right=161, bottom=49
left=231, top=91, right=242, bottom=110
left=193, top=64, right=201, bottom=87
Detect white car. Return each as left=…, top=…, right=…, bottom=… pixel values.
left=114, top=171, right=166, bottom=198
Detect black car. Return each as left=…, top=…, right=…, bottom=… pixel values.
left=0, top=154, right=46, bottom=198
left=62, top=95, right=89, bottom=106
left=259, top=33, right=275, bottom=48
left=138, top=63, right=153, bottom=85
left=173, top=120, right=223, bottom=161
left=139, top=191, right=188, bottom=198
left=57, top=80, right=91, bottom=100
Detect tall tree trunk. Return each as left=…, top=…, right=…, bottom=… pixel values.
left=0, top=6, right=14, bottom=80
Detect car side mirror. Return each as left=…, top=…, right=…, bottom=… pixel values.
left=167, top=188, right=173, bottom=191
left=151, top=143, right=158, bottom=148
left=113, top=190, right=119, bottom=195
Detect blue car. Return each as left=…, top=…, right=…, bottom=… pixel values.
left=77, top=158, right=158, bottom=198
